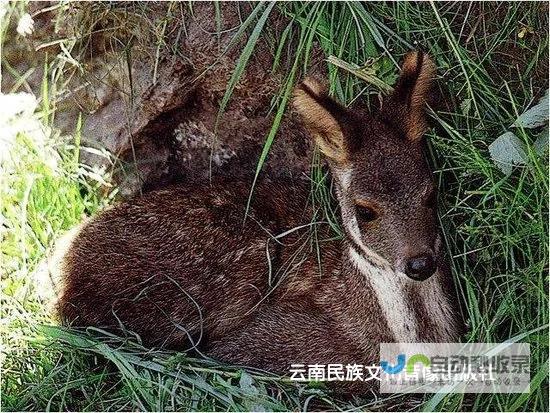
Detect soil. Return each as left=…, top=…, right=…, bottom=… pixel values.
left=3, top=2, right=325, bottom=197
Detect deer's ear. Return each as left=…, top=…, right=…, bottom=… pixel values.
left=293, top=78, right=354, bottom=164
left=388, top=51, right=436, bottom=141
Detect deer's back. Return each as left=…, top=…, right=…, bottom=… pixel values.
left=58, top=179, right=338, bottom=348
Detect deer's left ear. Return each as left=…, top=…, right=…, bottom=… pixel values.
left=386, top=51, right=436, bottom=141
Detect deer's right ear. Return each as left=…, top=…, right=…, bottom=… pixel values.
left=386, top=51, right=436, bottom=141
left=293, top=78, right=353, bottom=164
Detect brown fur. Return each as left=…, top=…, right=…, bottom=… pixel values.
left=293, top=78, right=348, bottom=163
left=57, top=52, right=462, bottom=394
left=382, top=50, right=436, bottom=141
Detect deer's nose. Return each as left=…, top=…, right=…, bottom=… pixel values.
left=405, top=254, right=436, bottom=281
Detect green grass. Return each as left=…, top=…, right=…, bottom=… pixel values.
left=1, top=1, right=548, bottom=411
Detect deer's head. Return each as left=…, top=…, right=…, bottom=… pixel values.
left=294, top=51, right=440, bottom=281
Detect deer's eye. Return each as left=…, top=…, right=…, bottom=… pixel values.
left=355, top=205, right=378, bottom=222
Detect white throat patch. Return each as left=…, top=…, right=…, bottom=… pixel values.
left=348, top=246, right=458, bottom=343
left=348, top=246, right=419, bottom=342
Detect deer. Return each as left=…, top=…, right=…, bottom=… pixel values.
left=55, top=51, right=462, bottom=393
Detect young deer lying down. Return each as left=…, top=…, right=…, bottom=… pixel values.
left=57, top=51, right=461, bottom=392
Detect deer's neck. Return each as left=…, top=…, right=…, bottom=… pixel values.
left=345, top=245, right=458, bottom=343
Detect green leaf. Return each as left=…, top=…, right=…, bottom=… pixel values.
left=512, top=89, right=549, bottom=129
left=534, top=129, right=549, bottom=155
left=239, top=370, right=259, bottom=396
left=488, top=131, right=528, bottom=175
